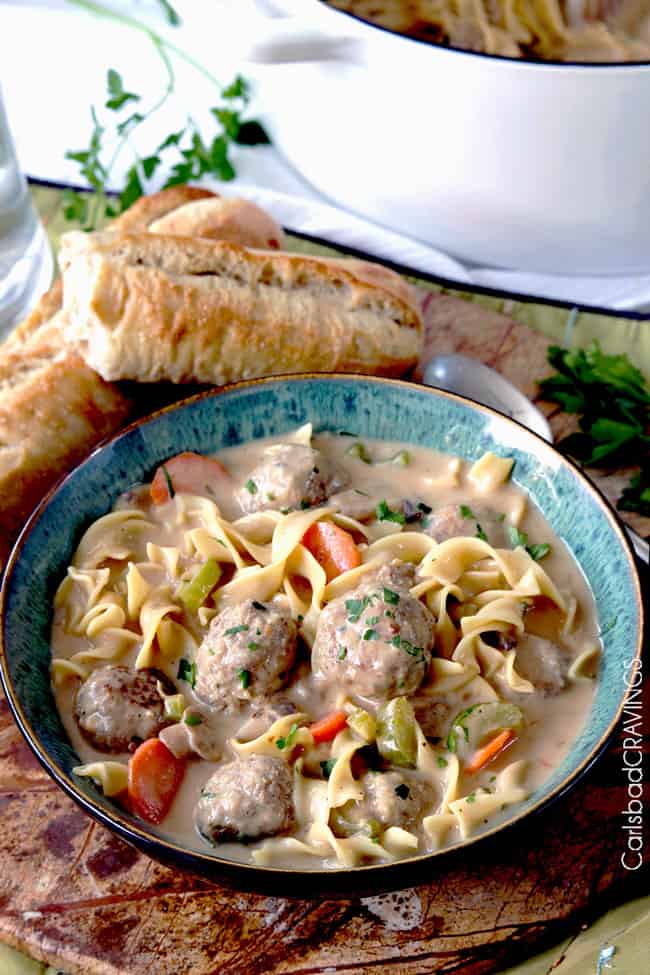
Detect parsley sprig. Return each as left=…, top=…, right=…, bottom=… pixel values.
left=539, top=343, right=650, bottom=516
left=63, top=1, right=269, bottom=229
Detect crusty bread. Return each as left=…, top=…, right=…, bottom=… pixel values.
left=59, top=231, right=423, bottom=384
left=0, top=322, right=131, bottom=566
left=111, top=187, right=286, bottom=250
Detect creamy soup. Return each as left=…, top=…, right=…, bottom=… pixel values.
left=328, top=0, right=650, bottom=62
left=51, top=426, right=600, bottom=869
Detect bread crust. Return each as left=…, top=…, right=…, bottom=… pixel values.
left=109, top=186, right=218, bottom=233
left=0, top=322, right=131, bottom=566
left=60, top=231, right=423, bottom=385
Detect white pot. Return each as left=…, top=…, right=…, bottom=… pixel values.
left=243, top=0, right=650, bottom=274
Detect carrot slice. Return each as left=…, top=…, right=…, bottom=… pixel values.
left=310, top=710, right=348, bottom=744
left=127, top=738, right=185, bottom=824
left=302, top=520, right=361, bottom=581
left=465, top=729, right=516, bottom=775
left=150, top=452, right=230, bottom=504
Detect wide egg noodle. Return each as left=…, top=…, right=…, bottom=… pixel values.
left=230, top=713, right=313, bottom=758
left=72, top=510, right=152, bottom=569
left=134, top=587, right=181, bottom=669
left=448, top=760, right=529, bottom=838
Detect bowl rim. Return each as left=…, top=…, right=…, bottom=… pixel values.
left=315, top=0, right=650, bottom=69
left=0, top=373, right=644, bottom=881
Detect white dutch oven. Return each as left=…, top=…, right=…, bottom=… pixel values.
left=243, top=0, right=650, bottom=274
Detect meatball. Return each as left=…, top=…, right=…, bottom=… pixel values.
left=195, top=755, right=294, bottom=843
left=335, top=771, right=429, bottom=834
left=424, top=503, right=509, bottom=547
left=312, top=561, right=435, bottom=701
left=195, top=599, right=297, bottom=708
left=513, top=634, right=568, bottom=695
left=237, top=443, right=346, bottom=514
left=74, top=665, right=172, bottom=753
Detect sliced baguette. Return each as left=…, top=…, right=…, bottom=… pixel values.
left=59, top=231, right=423, bottom=385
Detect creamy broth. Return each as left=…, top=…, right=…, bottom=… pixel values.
left=51, top=430, right=600, bottom=869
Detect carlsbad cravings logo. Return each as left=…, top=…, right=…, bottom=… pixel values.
left=620, top=659, right=644, bottom=872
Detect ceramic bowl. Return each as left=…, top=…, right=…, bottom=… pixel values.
left=0, top=376, right=644, bottom=894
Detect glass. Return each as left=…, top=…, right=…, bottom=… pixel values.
left=0, top=84, right=53, bottom=338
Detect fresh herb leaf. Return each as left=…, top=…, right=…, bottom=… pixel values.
left=475, top=523, right=488, bottom=542
left=160, top=464, right=175, bottom=499
left=237, top=668, right=251, bottom=690
left=320, top=758, right=337, bottom=779
left=460, top=504, right=476, bottom=519
left=184, top=713, right=202, bottom=727
left=225, top=624, right=249, bottom=637
left=436, top=756, right=448, bottom=768
left=247, top=642, right=259, bottom=651
left=337, top=646, right=347, bottom=661
left=245, top=479, right=257, bottom=495
left=376, top=500, right=406, bottom=525
left=394, top=783, right=410, bottom=799
left=252, top=600, right=267, bottom=612
left=157, top=0, right=181, bottom=26
left=383, top=588, right=400, bottom=605
left=526, top=542, right=551, bottom=561
left=177, top=658, right=196, bottom=688
left=466, top=792, right=476, bottom=804
left=417, top=501, right=432, bottom=514
left=363, top=628, right=379, bottom=641
left=539, top=342, right=650, bottom=516
left=345, top=595, right=372, bottom=622
left=105, top=69, right=140, bottom=111
left=276, top=722, right=299, bottom=750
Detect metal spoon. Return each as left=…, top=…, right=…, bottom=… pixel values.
left=423, top=353, right=648, bottom=564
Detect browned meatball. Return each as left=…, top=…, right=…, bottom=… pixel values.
left=312, top=561, right=435, bottom=701
left=74, top=665, right=172, bottom=753
left=513, top=634, right=569, bottom=695
left=195, top=755, right=294, bottom=843
left=424, top=503, right=509, bottom=546
left=195, top=599, right=297, bottom=708
left=237, top=443, right=346, bottom=514
left=334, top=770, right=430, bottom=834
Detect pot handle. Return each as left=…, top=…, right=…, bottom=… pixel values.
left=241, top=0, right=362, bottom=64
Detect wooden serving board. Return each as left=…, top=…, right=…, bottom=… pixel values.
left=0, top=284, right=647, bottom=975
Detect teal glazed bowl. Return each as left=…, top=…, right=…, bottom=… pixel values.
left=0, top=375, right=644, bottom=894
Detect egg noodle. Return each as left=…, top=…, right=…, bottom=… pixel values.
left=329, top=0, right=650, bottom=61
left=51, top=430, right=600, bottom=868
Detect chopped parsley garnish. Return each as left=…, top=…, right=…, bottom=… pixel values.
left=237, top=668, right=251, bottom=689
left=276, top=722, right=299, bottom=750
left=337, top=646, right=348, bottom=661
left=184, top=713, right=203, bottom=726
left=446, top=705, right=480, bottom=752
left=390, top=633, right=425, bottom=660
left=527, top=542, right=551, bottom=561
left=366, top=615, right=381, bottom=626
left=177, top=658, right=196, bottom=688
left=466, top=792, right=477, bottom=804
left=320, top=758, right=337, bottom=779
left=394, top=783, right=410, bottom=799
left=460, top=504, right=476, bottom=519
left=245, top=479, right=257, bottom=494
left=161, top=465, right=175, bottom=499
left=363, top=628, right=379, bottom=641
left=436, top=756, right=448, bottom=769
left=247, top=641, right=259, bottom=651
left=376, top=499, right=406, bottom=525
left=417, top=501, right=432, bottom=514
left=345, top=595, right=373, bottom=622
left=300, top=499, right=311, bottom=509
left=496, top=512, right=506, bottom=522
left=225, top=624, right=249, bottom=636
left=252, top=600, right=267, bottom=611
left=383, top=588, right=400, bottom=605
left=506, top=525, right=551, bottom=561
left=297, top=614, right=304, bottom=623
left=475, top=524, right=488, bottom=542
